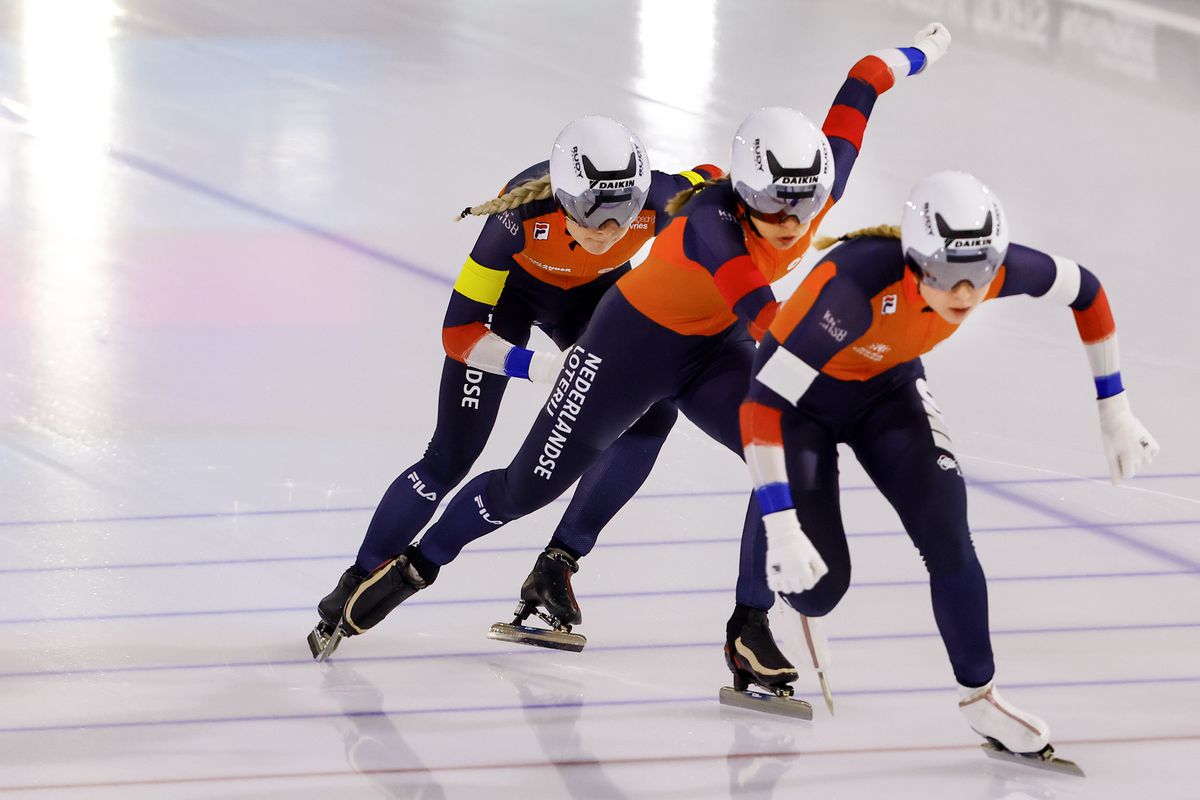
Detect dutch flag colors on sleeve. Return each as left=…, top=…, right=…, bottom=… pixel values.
left=1074, top=282, right=1122, bottom=399
left=741, top=401, right=795, bottom=516
left=1036, top=253, right=1123, bottom=399
left=821, top=43, right=933, bottom=202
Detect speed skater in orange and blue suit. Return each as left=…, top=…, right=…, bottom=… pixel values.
left=735, top=170, right=1158, bottom=765
left=319, top=24, right=958, bottom=652
left=306, top=116, right=721, bottom=658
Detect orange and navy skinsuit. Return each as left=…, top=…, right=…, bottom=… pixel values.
left=442, top=160, right=720, bottom=379
left=407, top=45, right=943, bottom=574
left=618, top=44, right=933, bottom=342
left=354, top=160, right=719, bottom=571
left=738, top=234, right=1120, bottom=687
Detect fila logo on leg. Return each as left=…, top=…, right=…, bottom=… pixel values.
left=407, top=471, right=438, bottom=501
left=475, top=494, right=504, bottom=525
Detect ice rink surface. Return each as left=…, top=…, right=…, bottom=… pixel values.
left=1, top=0, right=1198, bottom=797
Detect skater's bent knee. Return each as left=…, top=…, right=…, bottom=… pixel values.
left=779, top=575, right=848, bottom=617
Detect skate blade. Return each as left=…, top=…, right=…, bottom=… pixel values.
left=980, top=741, right=1085, bottom=777
left=719, top=686, right=813, bottom=721
left=306, top=626, right=327, bottom=660
left=487, top=622, right=586, bottom=653
left=818, top=672, right=834, bottom=716
left=313, top=627, right=345, bottom=662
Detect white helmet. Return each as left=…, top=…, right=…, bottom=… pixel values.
left=549, top=116, right=651, bottom=229
left=731, top=106, right=834, bottom=224
left=901, top=171, right=1009, bottom=290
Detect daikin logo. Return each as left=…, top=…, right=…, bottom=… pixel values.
left=767, top=150, right=821, bottom=198
left=581, top=152, right=638, bottom=197
left=936, top=212, right=994, bottom=261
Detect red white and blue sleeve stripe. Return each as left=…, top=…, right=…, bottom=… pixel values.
left=1072, top=273, right=1122, bottom=399
left=822, top=46, right=929, bottom=202
left=997, top=245, right=1124, bottom=399
left=1006, top=248, right=1123, bottom=399
left=741, top=399, right=794, bottom=516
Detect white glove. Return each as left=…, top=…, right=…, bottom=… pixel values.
left=527, top=346, right=570, bottom=384
left=1097, top=392, right=1159, bottom=484
left=913, top=22, right=951, bottom=67
left=763, top=510, right=828, bottom=594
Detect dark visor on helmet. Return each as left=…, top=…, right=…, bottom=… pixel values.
left=735, top=149, right=827, bottom=225
left=555, top=152, right=648, bottom=230
left=908, top=211, right=1006, bottom=290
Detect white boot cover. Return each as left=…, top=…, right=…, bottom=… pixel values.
left=958, top=681, right=1050, bottom=754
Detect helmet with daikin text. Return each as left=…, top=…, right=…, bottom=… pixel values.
left=730, top=106, right=834, bottom=224
left=901, top=171, right=1009, bottom=290
left=549, top=116, right=651, bottom=229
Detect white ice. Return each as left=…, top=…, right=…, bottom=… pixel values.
left=1, top=1, right=1197, bottom=798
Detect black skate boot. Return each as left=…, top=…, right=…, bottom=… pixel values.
left=307, top=564, right=368, bottom=660
left=719, top=605, right=812, bottom=720
left=312, top=546, right=440, bottom=662
left=522, top=547, right=582, bottom=625
left=487, top=546, right=587, bottom=652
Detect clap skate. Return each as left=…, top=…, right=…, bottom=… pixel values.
left=719, top=606, right=812, bottom=720
left=307, top=564, right=367, bottom=660
left=960, top=681, right=1084, bottom=777
left=487, top=547, right=586, bottom=652
left=781, top=611, right=835, bottom=715
left=309, top=547, right=438, bottom=662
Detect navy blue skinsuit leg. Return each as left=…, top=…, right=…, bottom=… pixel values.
left=540, top=293, right=679, bottom=560
left=847, top=375, right=994, bottom=687
left=417, top=291, right=757, bottom=567
left=353, top=290, right=534, bottom=571
left=354, top=265, right=680, bottom=572
left=356, top=265, right=671, bottom=571
left=767, top=370, right=994, bottom=687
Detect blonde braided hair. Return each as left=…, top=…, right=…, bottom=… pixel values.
left=455, top=175, right=553, bottom=221
left=813, top=224, right=901, bottom=250
left=665, top=175, right=730, bottom=216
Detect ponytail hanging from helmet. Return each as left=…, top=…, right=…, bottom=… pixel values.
left=455, top=175, right=553, bottom=222
left=814, top=225, right=901, bottom=250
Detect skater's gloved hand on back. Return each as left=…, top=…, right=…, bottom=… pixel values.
left=762, top=510, right=828, bottom=593
left=912, top=22, right=951, bottom=66
left=1097, top=392, right=1159, bottom=484
left=528, top=345, right=573, bottom=384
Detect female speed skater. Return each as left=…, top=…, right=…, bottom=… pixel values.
left=734, top=170, right=1158, bottom=771
left=307, top=116, right=721, bottom=658
left=315, top=23, right=956, bottom=657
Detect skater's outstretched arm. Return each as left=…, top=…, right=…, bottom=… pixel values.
left=992, top=244, right=1160, bottom=482
left=822, top=22, right=951, bottom=203
left=674, top=23, right=952, bottom=342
